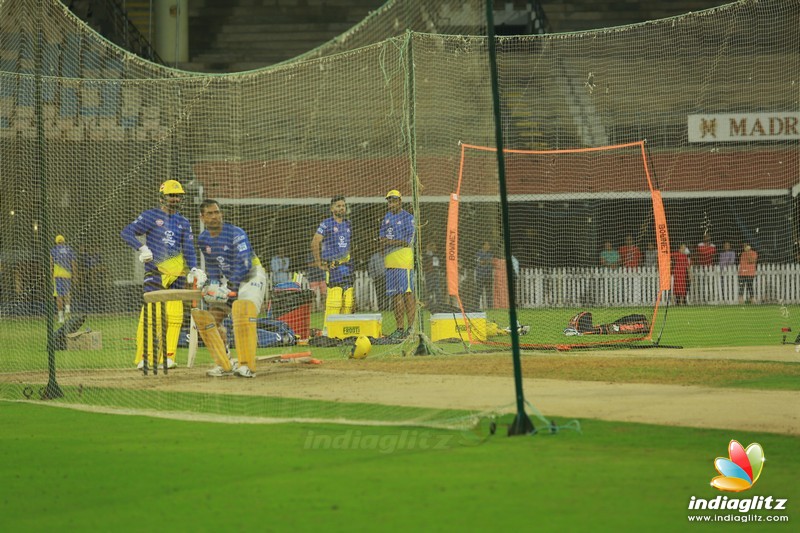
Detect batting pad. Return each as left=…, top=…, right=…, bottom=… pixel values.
left=233, top=299, right=258, bottom=370
left=164, top=300, right=184, bottom=359
left=324, top=286, right=343, bottom=330
left=191, top=309, right=232, bottom=371
left=342, top=286, right=354, bottom=314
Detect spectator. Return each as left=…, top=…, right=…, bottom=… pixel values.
left=718, top=241, right=736, bottom=268
left=644, top=241, right=658, bottom=268
left=671, top=243, right=691, bottom=305
left=270, top=248, right=291, bottom=285
left=475, top=241, right=494, bottom=310
left=619, top=235, right=641, bottom=268
left=695, top=234, right=716, bottom=267
left=600, top=241, right=620, bottom=268
left=738, top=243, right=758, bottom=304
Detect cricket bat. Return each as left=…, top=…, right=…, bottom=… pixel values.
left=256, top=351, right=319, bottom=364
left=187, top=283, right=200, bottom=368
left=143, top=289, right=202, bottom=303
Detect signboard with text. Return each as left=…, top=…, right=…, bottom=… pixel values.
left=688, top=113, right=799, bottom=143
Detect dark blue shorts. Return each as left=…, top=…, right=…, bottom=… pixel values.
left=385, top=268, right=414, bottom=296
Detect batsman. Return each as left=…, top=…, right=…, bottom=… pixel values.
left=121, top=179, right=202, bottom=370
left=311, top=196, right=353, bottom=335
left=194, top=199, right=266, bottom=378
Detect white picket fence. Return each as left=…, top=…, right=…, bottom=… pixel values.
left=273, top=264, right=800, bottom=310
left=514, top=264, right=800, bottom=307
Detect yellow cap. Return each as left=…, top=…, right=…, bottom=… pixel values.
left=55, top=235, right=65, bottom=244
left=385, top=189, right=401, bottom=200
left=159, top=179, right=185, bottom=195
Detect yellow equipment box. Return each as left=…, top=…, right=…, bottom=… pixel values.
left=430, top=313, right=487, bottom=342
left=326, top=314, right=383, bottom=339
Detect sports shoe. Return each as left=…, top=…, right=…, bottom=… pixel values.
left=234, top=365, right=255, bottom=378
left=136, top=360, right=144, bottom=370
left=230, top=358, right=239, bottom=371
left=206, top=365, right=232, bottom=377
left=166, top=357, right=177, bottom=369
left=387, top=328, right=405, bottom=340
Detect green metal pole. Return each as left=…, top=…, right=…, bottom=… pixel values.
left=37, top=0, right=62, bottom=399
left=485, top=0, right=533, bottom=435
left=403, top=31, right=433, bottom=356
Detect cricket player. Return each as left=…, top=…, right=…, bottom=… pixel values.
left=50, top=234, right=77, bottom=324
left=311, top=196, right=353, bottom=334
left=194, top=199, right=266, bottom=378
left=121, top=179, right=202, bottom=369
left=380, top=189, right=416, bottom=339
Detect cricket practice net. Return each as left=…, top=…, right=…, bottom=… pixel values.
left=0, top=0, right=798, bottom=427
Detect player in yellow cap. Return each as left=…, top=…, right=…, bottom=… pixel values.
left=121, top=179, right=203, bottom=370
left=50, top=235, right=77, bottom=323
left=380, top=190, right=416, bottom=339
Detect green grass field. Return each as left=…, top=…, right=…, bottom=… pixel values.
left=2, top=304, right=798, bottom=530
left=0, top=305, right=795, bottom=372
left=1, top=402, right=797, bottom=531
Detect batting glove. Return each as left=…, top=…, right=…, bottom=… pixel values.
left=138, top=245, right=153, bottom=263
left=202, top=283, right=231, bottom=305
left=187, top=267, right=207, bottom=288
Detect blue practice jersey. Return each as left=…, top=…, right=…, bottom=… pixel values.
left=197, top=223, right=260, bottom=291
left=380, top=209, right=415, bottom=269
left=316, top=217, right=351, bottom=262
left=121, top=208, right=197, bottom=276
left=50, top=244, right=77, bottom=278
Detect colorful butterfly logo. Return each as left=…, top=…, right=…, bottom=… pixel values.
left=710, top=440, right=765, bottom=492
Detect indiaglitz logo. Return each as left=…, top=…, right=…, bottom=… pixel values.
left=686, top=440, right=789, bottom=521
left=711, top=440, right=764, bottom=492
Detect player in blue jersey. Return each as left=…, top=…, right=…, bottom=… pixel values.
left=121, top=179, right=202, bottom=369
left=50, top=234, right=77, bottom=323
left=311, top=196, right=353, bottom=334
left=195, top=199, right=267, bottom=378
left=379, top=190, right=416, bottom=339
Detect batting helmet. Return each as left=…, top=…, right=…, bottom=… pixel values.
left=55, top=235, right=65, bottom=244
left=350, top=335, right=371, bottom=359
